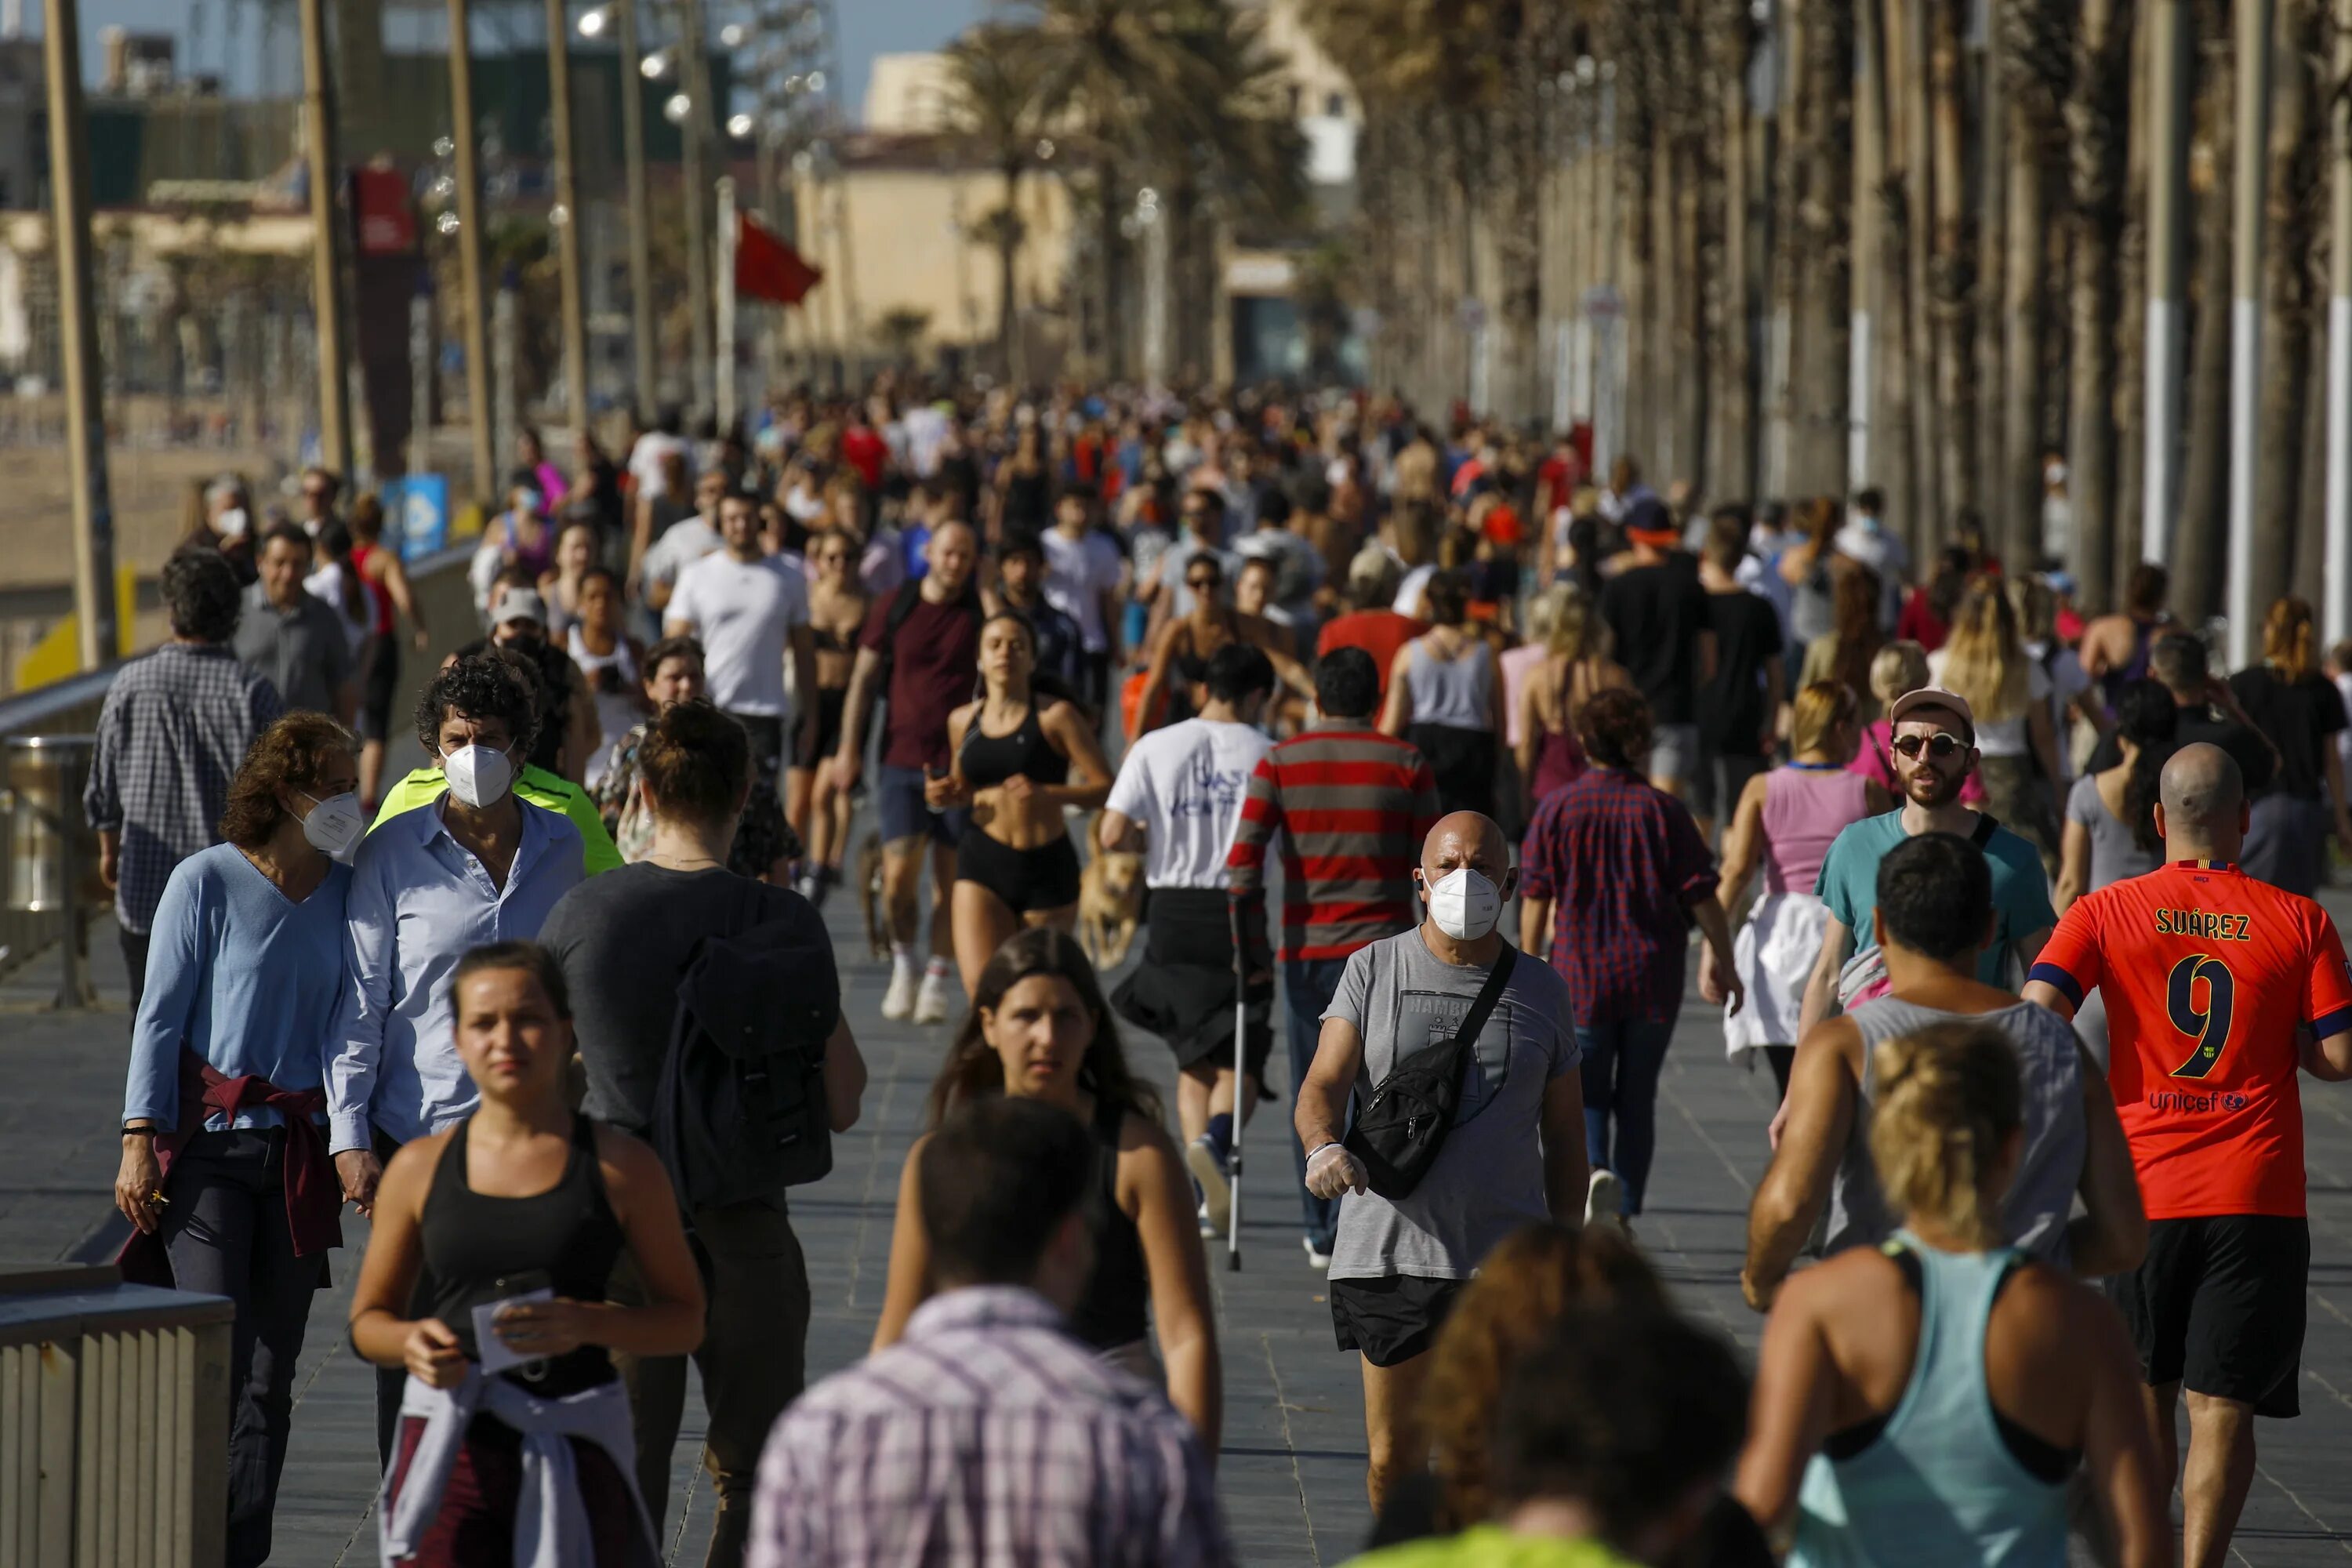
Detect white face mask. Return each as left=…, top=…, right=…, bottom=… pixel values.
left=298, top=790, right=365, bottom=860
left=1421, top=866, right=1503, bottom=942
left=441, top=744, right=516, bottom=810
left=216, top=506, right=250, bottom=540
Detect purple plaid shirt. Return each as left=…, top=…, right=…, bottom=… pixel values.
left=747, top=1287, right=1231, bottom=1568
left=1519, top=766, right=1717, bottom=1025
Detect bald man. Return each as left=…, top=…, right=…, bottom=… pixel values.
left=1295, top=811, right=1587, bottom=1512
left=2027, top=743, right=2352, bottom=1568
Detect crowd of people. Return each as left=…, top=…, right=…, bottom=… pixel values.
left=85, top=376, right=2352, bottom=1567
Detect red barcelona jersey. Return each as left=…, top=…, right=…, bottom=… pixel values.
left=2031, top=861, right=2352, bottom=1219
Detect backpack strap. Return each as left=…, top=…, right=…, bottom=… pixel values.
left=1448, top=943, right=1517, bottom=1054
left=1970, top=811, right=2002, bottom=847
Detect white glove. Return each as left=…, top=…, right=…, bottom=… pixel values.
left=1305, top=1143, right=1369, bottom=1200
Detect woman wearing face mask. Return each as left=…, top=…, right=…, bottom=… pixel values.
left=872, top=928, right=1221, bottom=1450
left=330, top=655, right=590, bottom=1462
left=114, top=713, right=364, bottom=1568
left=1518, top=688, right=1745, bottom=1232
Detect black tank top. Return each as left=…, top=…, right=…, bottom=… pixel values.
left=1068, top=1094, right=1150, bottom=1351
left=416, top=1114, right=626, bottom=1394
left=959, top=701, right=1069, bottom=789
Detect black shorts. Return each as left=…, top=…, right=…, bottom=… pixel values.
left=358, top=633, right=399, bottom=742
left=792, top=687, right=848, bottom=769
left=954, top=829, right=1082, bottom=913
left=2109, top=1214, right=2309, bottom=1417
left=1330, top=1274, right=1465, bottom=1368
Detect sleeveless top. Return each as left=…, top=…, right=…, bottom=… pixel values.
left=1761, top=766, right=1871, bottom=895
left=2097, top=618, right=2158, bottom=712
left=1829, top=999, right=2085, bottom=1266
left=1791, top=1236, right=2070, bottom=1568
left=959, top=702, right=1069, bottom=789
left=348, top=541, right=397, bottom=635
left=416, top=1115, right=626, bottom=1396
left=1405, top=637, right=1494, bottom=731
left=1068, top=1094, right=1150, bottom=1352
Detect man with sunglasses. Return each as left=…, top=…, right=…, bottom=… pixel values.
left=1796, top=688, right=2057, bottom=1040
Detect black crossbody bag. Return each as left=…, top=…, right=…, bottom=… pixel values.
left=1345, top=944, right=1516, bottom=1200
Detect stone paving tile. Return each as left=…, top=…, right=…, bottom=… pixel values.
left=18, top=887, right=2352, bottom=1563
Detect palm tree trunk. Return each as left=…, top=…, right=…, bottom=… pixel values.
left=1095, top=157, right=1126, bottom=380
left=1898, top=0, right=1944, bottom=535
left=1978, top=27, right=2010, bottom=524
left=1928, top=0, right=1976, bottom=520
left=1718, top=11, right=1757, bottom=499
left=1795, top=0, right=1853, bottom=495
left=2112, top=0, right=2154, bottom=596
left=1764, top=0, right=1806, bottom=495
left=996, top=161, right=1021, bottom=379
left=2252, top=0, right=2318, bottom=619
left=2001, top=114, right=2048, bottom=567
left=2067, top=0, right=2128, bottom=605
left=2172, top=0, right=2233, bottom=626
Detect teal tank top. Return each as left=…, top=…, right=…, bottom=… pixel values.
left=1790, top=1234, right=2069, bottom=1568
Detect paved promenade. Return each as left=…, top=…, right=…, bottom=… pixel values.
left=12, top=881, right=2352, bottom=1563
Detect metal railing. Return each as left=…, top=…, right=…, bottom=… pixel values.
left=0, top=543, right=481, bottom=993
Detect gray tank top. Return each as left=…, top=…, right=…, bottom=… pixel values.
left=1405, top=637, right=1494, bottom=731
left=1826, top=997, right=2086, bottom=1268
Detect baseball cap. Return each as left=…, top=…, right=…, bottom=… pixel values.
left=1346, top=543, right=1402, bottom=602
left=490, top=586, right=549, bottom=630
left=1621, top=495, right=1678, bottom=547
left=1886, top=686, right=1975, bottom=742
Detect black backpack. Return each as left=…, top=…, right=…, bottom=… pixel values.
left=1345, top=944, right=1515, bottom=1200
left=652, top=883, right=840, bottom=1210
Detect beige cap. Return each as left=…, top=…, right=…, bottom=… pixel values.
left=1886, top=686, right=1976, bottom=742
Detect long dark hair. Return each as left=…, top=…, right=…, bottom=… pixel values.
left=2113, top=677, right=2179, bottom=855
left=926, top=928, right=1163, bottom=1130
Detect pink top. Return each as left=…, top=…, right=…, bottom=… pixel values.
left=1499, top=643, right=1547, bottom=747
left=1761, top=765, right=1871, bottom=895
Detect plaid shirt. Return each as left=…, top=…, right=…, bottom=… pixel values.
left=1519, top=766, right=1716, bottom=1025
left=747, top=1287, right=1231, bottom=1568
left=83, top=642, right=283, bottom=935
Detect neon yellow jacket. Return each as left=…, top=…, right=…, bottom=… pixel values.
left=369, top=764, right=625, bottom=875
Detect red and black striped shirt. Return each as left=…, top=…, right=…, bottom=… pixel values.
left=1226, top=724, right=1439, bottom=962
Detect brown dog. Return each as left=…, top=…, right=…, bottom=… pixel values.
left=1077, top=823, right=1145, bottom=971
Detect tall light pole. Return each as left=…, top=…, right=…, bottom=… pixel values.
left=678, top=0, right=716, bottom=419
left=2223, top=0, right=2273, bottom=668
left=446, top=0, right=496, bottom=506
left=612, top=0, right=658, bottom=418
left=298, top=0, right=354, bottom=475
left=2141, top=0, right=2190, bottom=568
left=41, top=0, right=117, bottom=668
left=546, top=0, right=590, bottom=433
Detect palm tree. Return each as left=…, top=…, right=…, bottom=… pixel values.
left=1997, top=0, right=2068, bottom=568
left=944, top=24, right=1050, bottom=379
left=2065, top=0, right=2129, bottom=604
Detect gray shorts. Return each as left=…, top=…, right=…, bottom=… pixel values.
left=1650, top=721, right=1702, bottom=786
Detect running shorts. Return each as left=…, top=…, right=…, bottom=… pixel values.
left=2108, top=1214, right=2308, bottom=1417
left=1330, top=1274, right=1465, bottom=1368
left=954, top=829, right=1082, bottom=913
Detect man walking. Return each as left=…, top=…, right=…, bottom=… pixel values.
left=1040, top=481, right=1123, bottom=713
left=2025, top=744, right=2352, bottom=1568
left=1102, top=643, right=1277, bottom=1236
left=232, top=521, right=356, bottom=722
left=996, top=529, right=1086, bottom=695
left=1598, top=496, right=1715, bottom=799
left=1294, top=811, right=1586, bottom=1511
left=86, top=548, right=284, bottom=1011
left=541, top=700, right=865, bottom=1565
left=666, top=488, right=816, bottom=784
left=747, top=1098, right=1229, bottom=1568
left=1229, top=646, right=1439, bottom=1268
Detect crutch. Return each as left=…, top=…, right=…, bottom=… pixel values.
left=1228, top=901, right=1247, bottom=1272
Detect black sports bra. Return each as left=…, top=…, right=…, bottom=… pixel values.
left=811, top=624, right=856, bottom=655
left=959, top=702, right=1069, bottom=789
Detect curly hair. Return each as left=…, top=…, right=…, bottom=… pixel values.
left=1574, top=687, right=1654, bottom=771
left=219, top=713, right=358, bottom=848
left=162, top=545, right=243, bottom=643
left=1416, top=1223, right=1665, bottom=1531
left=413, top=651, right=539, bottom=756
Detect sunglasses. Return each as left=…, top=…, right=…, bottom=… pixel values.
left=1890, top=731, right=1969, bottom=761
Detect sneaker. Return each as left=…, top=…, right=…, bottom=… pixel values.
left=1301, top=1236, right=1332, bottom=1271
left=1187, top=1135, right=1232, bottom=1237
left=913, top=968, right=954, bottom=1025
left=1199, top=1201, right=1218, bottom=1240
left=1585, top=1167, right=1627, bottom=1232
left=880, top=964, right=917, bottom=1021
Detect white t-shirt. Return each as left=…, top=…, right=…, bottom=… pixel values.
left=627, top=430, right=690, bottom=499
left=1392, top=562, right=1437, bottom=617
left=1042, top=527, right=1124, bottom=652
left=1834, top=520, right=1910, bottom=627
left=1927, top=648, right=2053, bottom=760
left=641, top=517, right=723, bottom=594
left=667, top=551, right=809, bottom=717
left=1104, top=718, right=1276, bottom=891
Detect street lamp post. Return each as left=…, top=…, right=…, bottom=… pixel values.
left=298, top=0, right=354, bottom=476
left=546, top=0, right=590, bottom=434
left=445, top=0, right=497, bottom=508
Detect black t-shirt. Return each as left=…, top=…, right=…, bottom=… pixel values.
left=1698, top=588, right=1784, bottom=756
left=2085, top=702, right=2278, bottom=794
left=2229, top=666, right=2347, bottom=800
left=1600, top=555, right=1711, bottom=725
left=538, top=865, right=829, bottom=1137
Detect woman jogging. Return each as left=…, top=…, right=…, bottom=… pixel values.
left=350, top=942, right=704, bottom=1566
left=1380, top=569, right=1507, bottom=817
left=789, top=528, right=871, bottom=905
left=1734, top=1021, right=2167, bottom=1568
left=929, top=612, right=1114, bottom=997
left=870, top=928, right=1221, bottom=1448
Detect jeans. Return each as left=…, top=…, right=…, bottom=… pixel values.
left=160, top=1128, right=328, bottom=1568
left=1283, top=957, right=1352, bottom=1254
left=1577, top=1018, right=1679, bottom=1215
left=612, top=1197, right=813, bottom=1568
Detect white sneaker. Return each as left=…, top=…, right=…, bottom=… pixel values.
left=1301, top=1236, right=1332, bottom=1271
left=1199, top=1201, right=1218, bottom=1240
left=913, top=969, right=954, bottom=1025
left=1584, top=1168, right=1627, bottom=1232
left=880, top=964, right=917, bottom=1021
left=1187, top=1136, right=1231, bottom=1237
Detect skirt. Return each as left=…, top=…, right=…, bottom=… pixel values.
left=1725, top=891, right=1831, bottom=1056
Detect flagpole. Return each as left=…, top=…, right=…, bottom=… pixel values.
left=717, top=175, right=738, bottom=432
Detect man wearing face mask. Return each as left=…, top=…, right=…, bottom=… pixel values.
left=1293, top=811, right=1588, bottom=1515
left=327, top=653, right=588, bottom=1461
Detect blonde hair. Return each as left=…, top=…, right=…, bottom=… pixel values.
left=2264, top=597, right=2318, bottom=683
left=1546, top=593, right=1606, bottom=662
left=1868, top=1023, right=2023, bottom=1249
left=1936, top=578, right=2031, bottom=723
left=1790, top=680, right=1859, bottom=757
left=1869, top=640, right=1930, bottom=706
left=1526, top=584, right=1576, bottom=646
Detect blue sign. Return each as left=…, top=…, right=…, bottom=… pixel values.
left=379, top=474, right=451, bottom=562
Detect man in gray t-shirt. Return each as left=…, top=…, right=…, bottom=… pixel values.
left=1294, top=811, right=1588, bottom=1512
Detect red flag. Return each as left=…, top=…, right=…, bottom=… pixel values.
left=735, top=212, right=822, bottom=306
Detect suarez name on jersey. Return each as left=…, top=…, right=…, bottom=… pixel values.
left=2030, top=861, right=2352, bottom=1221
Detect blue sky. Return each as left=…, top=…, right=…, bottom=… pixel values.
left=35, top=0, right=983, bottom=119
